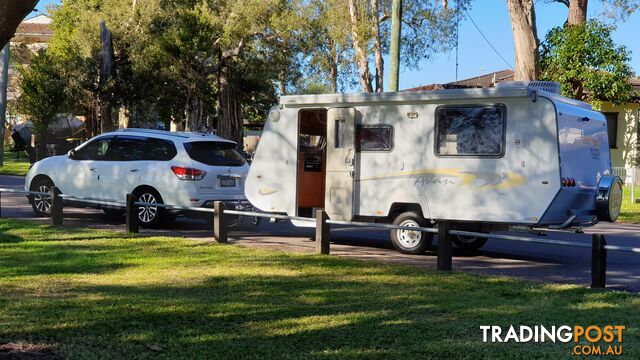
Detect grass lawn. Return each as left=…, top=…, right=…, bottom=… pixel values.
left=0, top=219, right=638, bottom=359
left=0, top=150, right=30, bottom=176
left=618, top=186, right=640, bottom=223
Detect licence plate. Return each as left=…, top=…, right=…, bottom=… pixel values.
left=219, top=178, right=236, bottom=187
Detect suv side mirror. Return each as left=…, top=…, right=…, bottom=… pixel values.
left=68, top=149, right=76, bottom=160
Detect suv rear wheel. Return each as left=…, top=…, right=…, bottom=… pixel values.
left=135, top=188, right=164, bottom=228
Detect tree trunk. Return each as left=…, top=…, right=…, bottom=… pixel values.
left=216, top=64, right=243, bottom=149
left=568, top=0, right=588, bottom=25
left=506, top=0, right=539, bottom=81
left=99, top=21, right=114, bottom=133
left=388, top=0, right=402, bottom=91
left=371, top=0, right=384, bottom=92
left=84, top=108, right=94, bottom=138
left=329, top=39, right=339, bottom=93
left=348, top=0, right=373, bottom=93
left=0, top=0, right=39, bottom=48
left=184, top=90, right=202, bottom=132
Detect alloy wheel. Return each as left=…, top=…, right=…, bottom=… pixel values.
left=138, top=193, right=158, bottom=223
left=34, top=185, right=52, bottom=214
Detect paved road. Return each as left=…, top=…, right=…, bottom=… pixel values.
left=1, top=175, right=639, bottom=291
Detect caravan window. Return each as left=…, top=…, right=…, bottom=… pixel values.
left=357, top=125, right=393, bottom=151
left=435, top=105, right=505, bottom=156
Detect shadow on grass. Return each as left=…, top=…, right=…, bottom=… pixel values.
left=1, top=247, right=638, bottom=359
left=0, top=219, right=638, bottom=359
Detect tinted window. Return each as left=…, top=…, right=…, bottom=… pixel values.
left=184, top=141, right=245, bottom=166
left=74, top=137, right=113, bottom=160
left=146, top=138, right=177, bottom=161
left=436, top=105, right=505, bottom=156
left=103, top=136, right=177, bottom=161
left=107, top=136, right=147, bottom=161
left=357, top=125, right=393, bottom=151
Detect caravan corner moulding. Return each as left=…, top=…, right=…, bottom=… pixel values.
left=245, top=82, right=622, bottom=254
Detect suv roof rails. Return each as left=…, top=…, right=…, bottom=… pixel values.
left=117, top=128, right=236, bottom=143
left=117, top=128, right=191, bottom=138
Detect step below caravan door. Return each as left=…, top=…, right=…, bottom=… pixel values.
left=325, top=107, right=356, bottom=221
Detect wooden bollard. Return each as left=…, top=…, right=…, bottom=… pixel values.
left=591, top=234, right=607, bottom=289
left=437, top=220, right=452, bottom=271
left=315, top=209, right=330, bottom=254
left=126, top=193, right=139, bottom=233
left=213, top=201, right=228, bottom=243
left=51, top=186, right=63, bottom=226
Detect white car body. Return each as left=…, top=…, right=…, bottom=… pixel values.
left=25, top=129, right=249, bottom=215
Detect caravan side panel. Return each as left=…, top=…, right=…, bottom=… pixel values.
left=354, top=97, right=561, bottom=224
left=245, top=107, right=298, bottom=216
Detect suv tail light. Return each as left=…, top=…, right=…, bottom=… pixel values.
left=171, top=166, right=207, bottom=180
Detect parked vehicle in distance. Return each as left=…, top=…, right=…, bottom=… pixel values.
left=246, top=81, right=623, bottom=254
left=25, top=129, right=250, bottom=227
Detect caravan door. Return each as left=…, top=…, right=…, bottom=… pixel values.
left=325, top=107, right=356, bottom=221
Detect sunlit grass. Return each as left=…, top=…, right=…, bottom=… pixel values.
left=0, top=219, right=637, bottom=359
left=0, top=150, right=30, bottom=176
left=618, top=186, right=640, bottom=223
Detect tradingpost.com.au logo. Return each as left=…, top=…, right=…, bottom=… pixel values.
left=480, top=325, right=625, bottom=356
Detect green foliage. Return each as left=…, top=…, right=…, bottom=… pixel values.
left=599, top=0, right=640, bottom=21
left=540, top=20, right=633, bottom=105
left=396, top=0, right=469, bottom=70
left=296, top=0, right=471, bottom=93
left=16, top=50, right=68, bottom=135
left=291, top=79, right=332, bottom=95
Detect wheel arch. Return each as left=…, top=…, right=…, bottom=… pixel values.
left=388, top=202, right=426, bottom=221
left=29, top=174, right=54, bottom=190
left=132, top=184, right=163, bottom=199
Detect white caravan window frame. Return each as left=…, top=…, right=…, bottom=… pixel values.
left=356, top=125, right=394, bottom=152
left=434, top=104, right=507, bottom=158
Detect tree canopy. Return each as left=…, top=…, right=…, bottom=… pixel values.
left=17, top=50, right=67, bottom=136
left=539, top=20, right=633, bottom=105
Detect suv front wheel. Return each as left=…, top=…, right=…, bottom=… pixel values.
left=30, top=178, right=54, bottom=217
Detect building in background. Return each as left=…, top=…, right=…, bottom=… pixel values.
left=7, top=14, right=53, bottom=115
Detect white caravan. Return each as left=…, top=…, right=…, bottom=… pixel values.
left=245, top=82, right=623, bottom=253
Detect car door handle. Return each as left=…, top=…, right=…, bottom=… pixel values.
left=130, top=169, right=138, bottom=172
left=89, top=168, right=99, bottom=172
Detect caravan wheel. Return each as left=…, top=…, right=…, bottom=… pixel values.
left=452, top=235, right=488, bottom=251
left=390, top=212, right=433, bottom=254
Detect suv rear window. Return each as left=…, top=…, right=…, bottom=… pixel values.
left=184, top=141, right=245, bottom=166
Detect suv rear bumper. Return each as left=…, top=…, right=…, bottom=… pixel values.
left=182, top=199, right=253, bottom=219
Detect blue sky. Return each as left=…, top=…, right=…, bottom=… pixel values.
left=33, top=0, right=640, bottom=90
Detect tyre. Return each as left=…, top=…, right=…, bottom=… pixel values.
left=134, top=188, right=165, bottom=228
left=30, top=178, right=54, bottom=217
left=452, top=234, right=488, bottom=251
left=389, top=211, right=433, bottom=254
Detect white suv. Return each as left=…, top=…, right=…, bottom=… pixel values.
left=25, top=129, right=249, bottom=226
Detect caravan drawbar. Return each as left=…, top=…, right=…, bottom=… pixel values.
left=245, top=82, right=623, bottom=254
